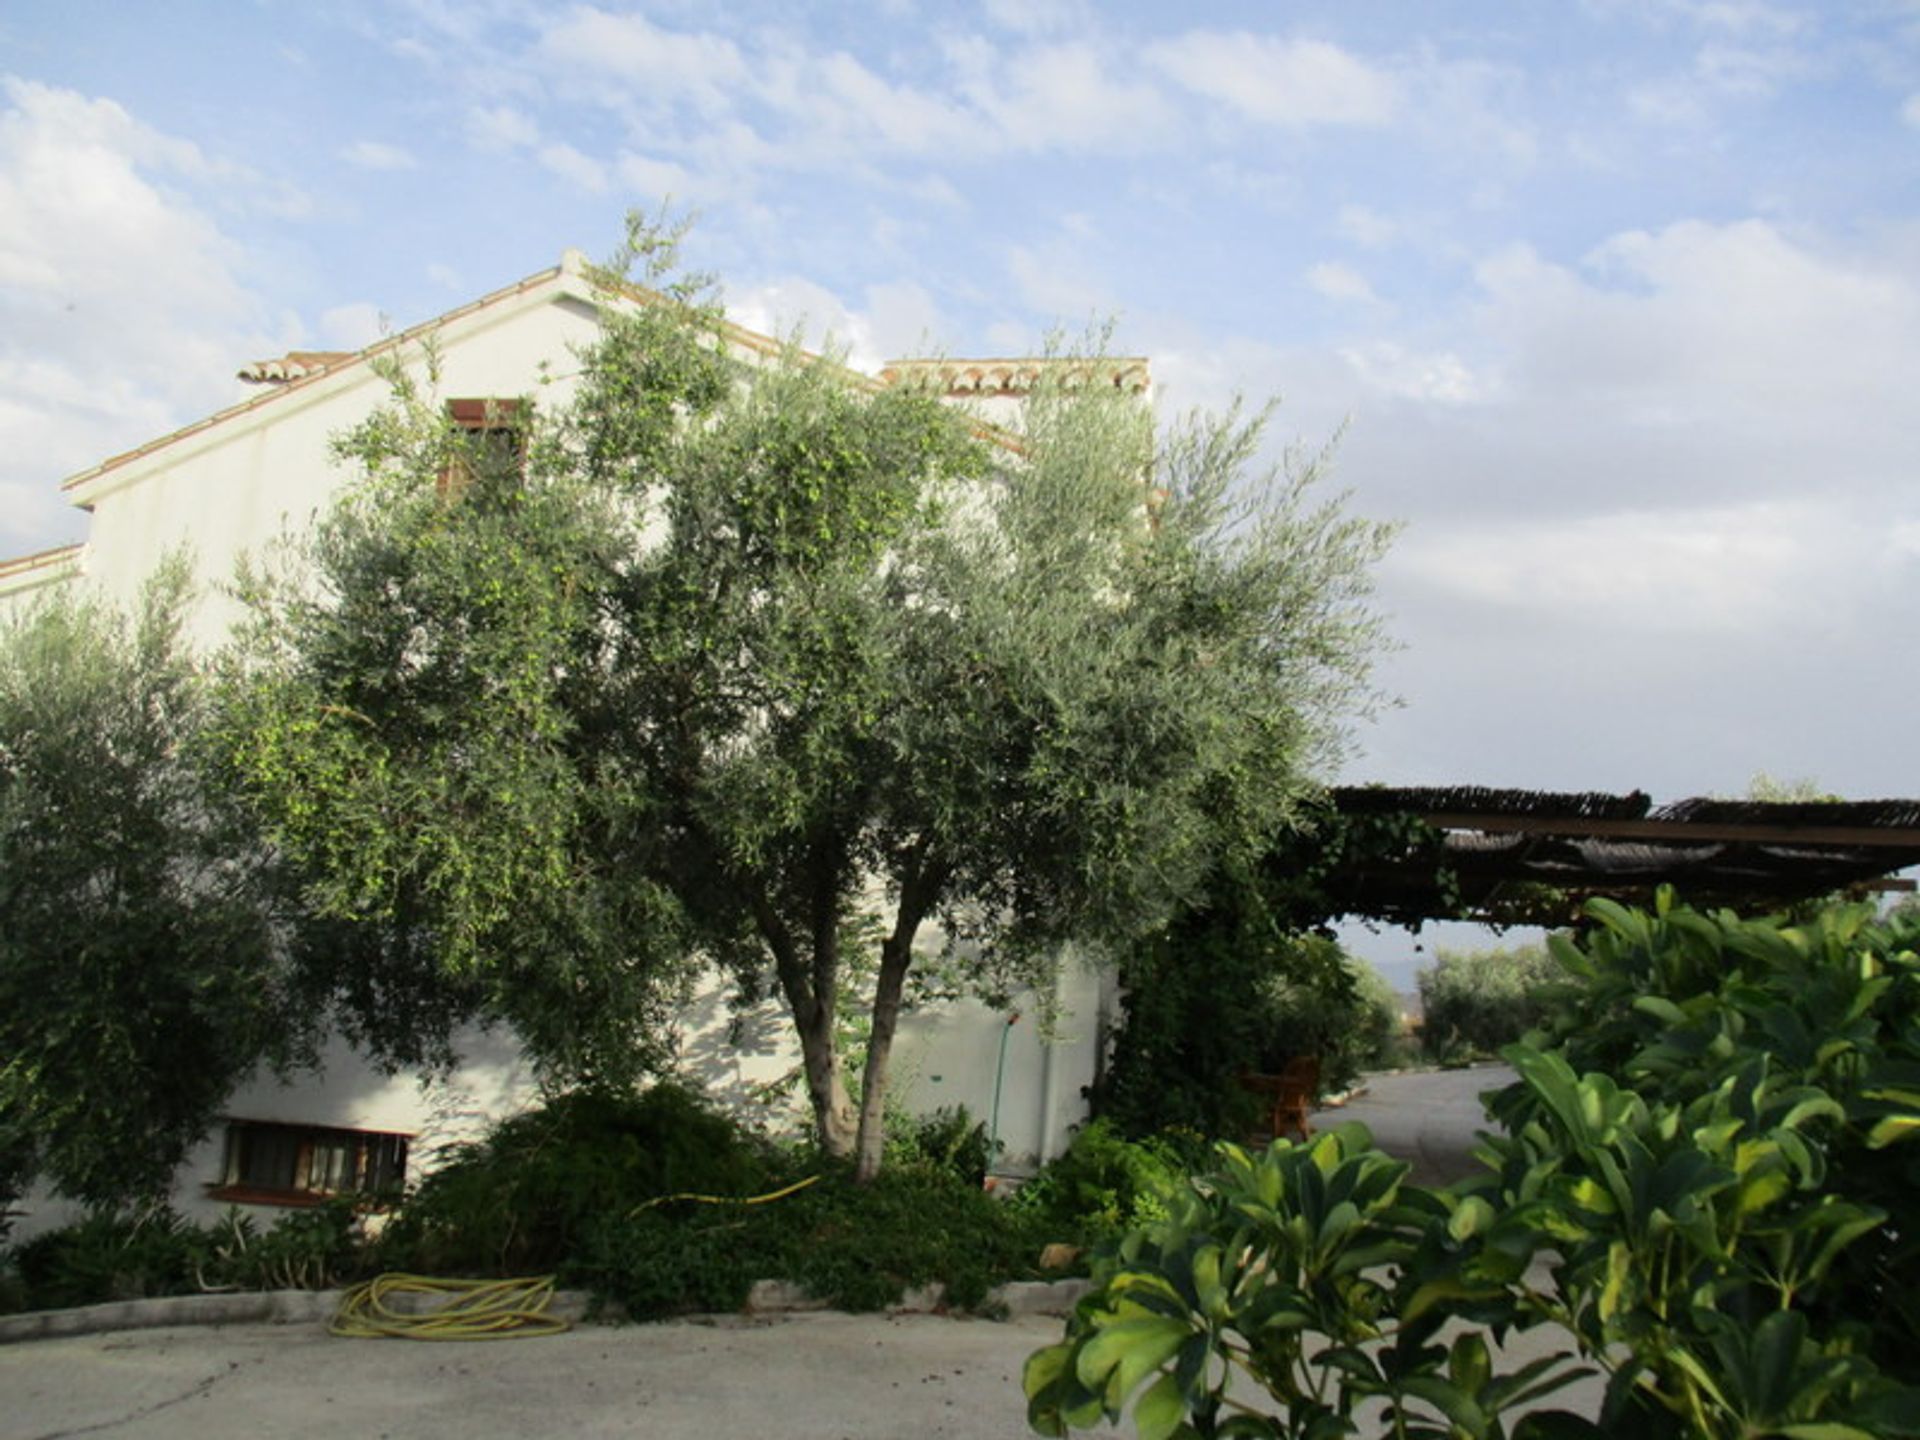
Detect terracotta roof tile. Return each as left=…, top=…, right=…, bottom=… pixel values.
left=236, top=351, right=356, bottom=384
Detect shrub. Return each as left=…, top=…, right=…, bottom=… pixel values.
left=1495, top=892, right=1920, bottom=1383
left=375, top=1082, right=777, bottom=1277
left=1417, top=941, right=1559, bottom=1062
left=885, top=1104, right=996, bottom=1187
left=375, top=1084, right=1060, bottom=1317
left=1025, top=1125, right=1596, bottom=1440
left=1004, top=1120, right=1201, bottom=1248
left=1028, top=894, right=1920, bottom=1439
left=8, top=1209, right=202, bottom=1310
left=3, top=1201, right=373, bottom=1313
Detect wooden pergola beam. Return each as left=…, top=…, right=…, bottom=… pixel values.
left=1413, top=813, right=1920, bottom=850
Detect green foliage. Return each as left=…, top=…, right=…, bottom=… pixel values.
left=1462, top=1046, right=1916, bottom=1438
left=1006, top=1120, right=1203, bottom=1247
left=886, top=1104, right=997, bottom=1187
left=3, top=1201, right=367, bottom=1313
left=1028, top=893, right=1920, bottom=1439
left=1418, top=942, right=1561, bottom=1063
left=213, top=211, right=1395, bottom=1179
left=8, top=1210, right=204, bottom=1310
left=1261, top=945, right=1402, bottom=1095
left=1025, top=1125, right=1595, bottom=1440
left=372, top=1085, right=1049, bottom=1317
left=1098, top=902, right=1399, bottom=1137
left=578, top=1158, right=1048, bottom=1317
left=0, top=563, right=306, bottom=1210
left=376, top=1084, right=774, bottom=1276
left=1495, top=891, right=1920, bottom=1385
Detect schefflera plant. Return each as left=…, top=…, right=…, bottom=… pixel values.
left=1023, top=1123, right=1594, bottom=1440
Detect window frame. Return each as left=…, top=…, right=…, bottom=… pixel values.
left=208, top=1119, right=411, bottom=1209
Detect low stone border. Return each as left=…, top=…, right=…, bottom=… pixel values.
left=0, top=1277, right=1089, bottom=1345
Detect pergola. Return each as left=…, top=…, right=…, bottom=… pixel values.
left=1321, top=786, right=1920, bottom=926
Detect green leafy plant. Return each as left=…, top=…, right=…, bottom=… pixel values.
left=1024, top=1124, right=1592, bottom=1440
left=1027, top=893, right=1920, bottom=1439
left=1462, top=1046, right=1915, bottom=1438
left=1499, top=891, right=1920, bottom=1382
left=1007, top=1120, right=1200, bottom=1248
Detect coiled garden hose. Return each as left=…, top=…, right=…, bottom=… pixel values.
left=330, top=1273, right=570, bottom=1340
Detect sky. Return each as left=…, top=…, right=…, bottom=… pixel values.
left=3, top=1, right=1919, bottom=975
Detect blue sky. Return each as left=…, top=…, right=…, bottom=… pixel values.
left=4, top=2, right=1920, bottom=969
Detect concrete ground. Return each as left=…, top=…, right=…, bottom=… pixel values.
left=4, top=1311, right=1066, bottom=1440
left=2, top=1305, right=1602, bottom=1440
left=1313, top=1062, right=1517, bottom=1186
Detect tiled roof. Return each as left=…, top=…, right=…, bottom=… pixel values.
left=58, top=254, right=1037, bottom=498
left=879, top=358, right=1152, bottom=397
left=0, top=541, right=83, bottom=589
left=61, top=263, right=569, bottom=494
left=236, top=351, right=356, bottom=384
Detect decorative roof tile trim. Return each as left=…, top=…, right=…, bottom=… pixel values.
left=879, top=358, right=1152, bottom=397
left=236, top=351, right=356, bottom=384
left=60, top=264, right=568, bottom=493
left=0, top=541, right=83, bottom=582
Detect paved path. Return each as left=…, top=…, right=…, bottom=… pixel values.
left=2, top=1311, right=1067, bottom=1440
left=0, top=1304, right=1600, bottom=1440
left=1312, top=1063, right=1517, bottom=1186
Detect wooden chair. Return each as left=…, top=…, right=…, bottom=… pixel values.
left=1239, top=1055, right=1321, bottom=1144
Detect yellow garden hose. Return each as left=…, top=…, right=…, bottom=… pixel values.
left=628, top=1171, right=822, bottom=1215
left=330, top=1273, right=570, bottom=1340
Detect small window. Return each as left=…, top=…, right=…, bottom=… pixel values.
left=439, top=397, right=525, bottom=498
left=211, top=1120, right=410, bottom=1207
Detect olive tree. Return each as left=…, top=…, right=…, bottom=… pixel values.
left=0, top=563, right=303, bottom=1211
left=214, top=219, right=1394, bottom=1180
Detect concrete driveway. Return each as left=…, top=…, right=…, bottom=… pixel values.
left=1312, top=1063, right=1517, bottom=1186
left=4, top=1310, right=1069, bottom=1440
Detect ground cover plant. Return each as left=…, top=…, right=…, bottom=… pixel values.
left=1026, top=892, right=1920, bottom=1438
left=1, top=1201, right=367, bottom=1313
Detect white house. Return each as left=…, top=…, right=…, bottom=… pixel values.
left=0, top=251, right=1149, bottom=1233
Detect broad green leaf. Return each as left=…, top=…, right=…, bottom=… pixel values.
left=1133, top=1373, right=1186, bottom=1440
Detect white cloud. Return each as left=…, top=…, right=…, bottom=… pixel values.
left=426, top=261, right=462, bottom=289
left=725, top=275, right=946, bottom=372
left=1340, top=341, right=1487, bottom=403
left=954, top=41, right=1176, bottom=150
left=466, top=104, right=539, bottom=152
left=538, top=8, right=747, bottom=112
left=981, top=0, right=1092, bottom=35
left=340, top=139, right=418, bottom=171
left=1006, top=240, right=1115, bottom=322
left=0, top=79, right=286, bottom=556
left=616, top=151, right=698, bottom=202
left=1390, top=501, right=1827, bottom=635
left=1903, top=93, right=1920, bottom=128
left=1148, top=32, right=1398, bottom=127
left=1337, top=203, right=1398, bottom=250
left=538, top=142, right=609, bottom=193
left=1307, top=260, right=1381, bottom=305
left=317, top=302, right=385, bottom=349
